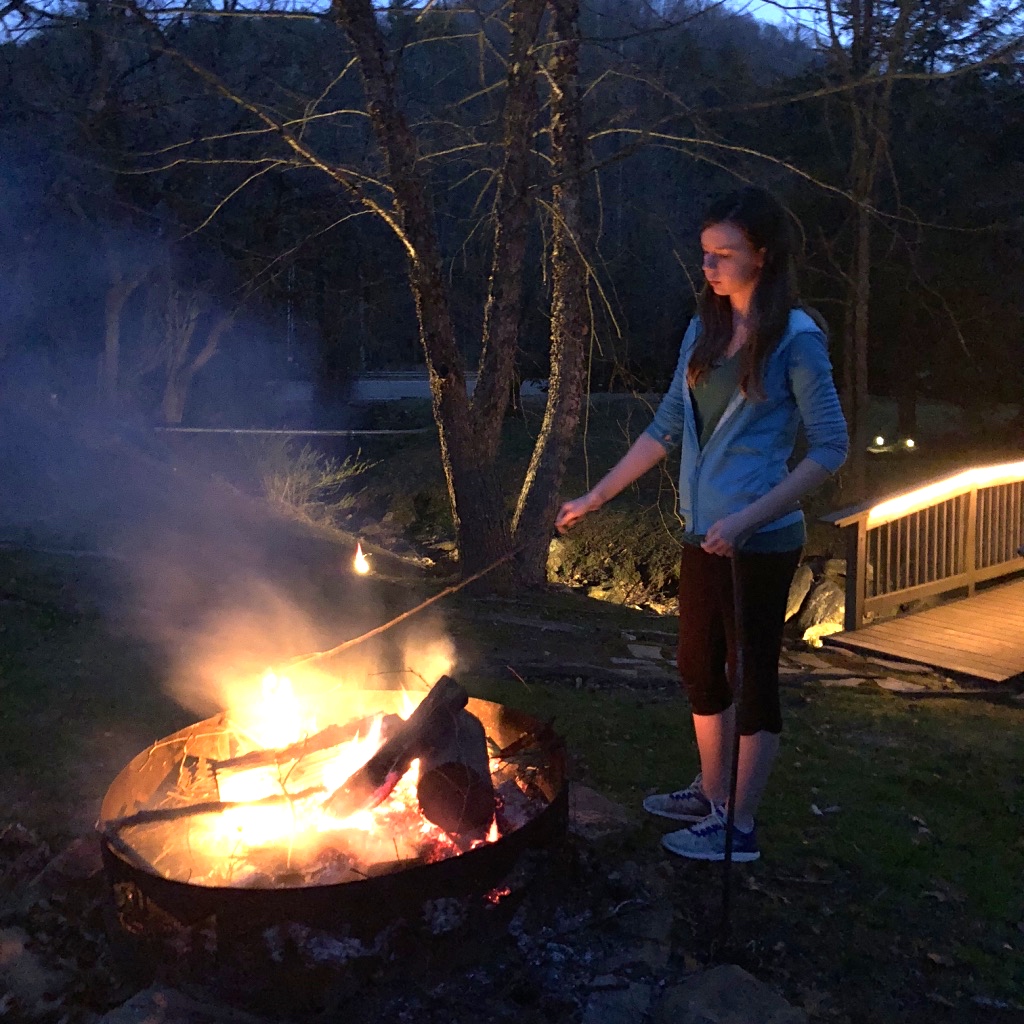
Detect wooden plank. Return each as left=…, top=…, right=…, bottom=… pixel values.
left=838, top=633, right=1022, bottom=672
left=825, top=576, right=1024, bottom=681
left=826, top=635, right=1013, bottom=680
left=848, top=620, right=1022, bottom=659
left=863, top=621, right=1021, bottom=654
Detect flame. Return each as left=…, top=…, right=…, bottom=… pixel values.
left=353, top=542, right=370, bottom=575
left=156, top=671, right=507, bottom=886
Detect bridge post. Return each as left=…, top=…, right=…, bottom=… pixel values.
left=844, top=521, right=866, bottom=631
left=966, top=487, right=978, bottom=596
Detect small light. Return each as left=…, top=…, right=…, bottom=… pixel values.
left=353, top=542, right=370, bottom=574
left=874, top=435, right=885, bottom=446
left=904, top=438, right=915, bottom=448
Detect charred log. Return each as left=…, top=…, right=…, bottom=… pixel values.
left=322, top=675, right=469, bottom=818
left=417, top=709, right=494, bottom=835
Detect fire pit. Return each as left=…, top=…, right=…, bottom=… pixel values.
left=97, top=677, right=567, bottom=958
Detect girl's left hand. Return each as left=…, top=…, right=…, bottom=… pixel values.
left=701, top=513, right=753, bottom=557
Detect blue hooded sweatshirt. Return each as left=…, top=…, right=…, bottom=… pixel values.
left=645, top=309, right=849, bottom=539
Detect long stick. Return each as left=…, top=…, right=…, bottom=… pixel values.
left=100, top=785, right=326, bottom=833
left=719, top=552, right=747, bottom=947
left=284, top=546, right=521, bottom=669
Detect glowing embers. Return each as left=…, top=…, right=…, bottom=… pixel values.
left=97, top=681, right=559, bottom=892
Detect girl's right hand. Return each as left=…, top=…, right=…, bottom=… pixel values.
left=555, top=492, right=603, bottom=534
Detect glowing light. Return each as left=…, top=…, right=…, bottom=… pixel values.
left=353, top=542, right=370, bottom=575
left=874, top=435, right=885, bottom=446
left=904, top=438, right=915, bottom=448
left=865, top=460, right=1024, bottom=528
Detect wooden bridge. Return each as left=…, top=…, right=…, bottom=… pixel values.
left=821, top=461, right=1024, bottom=682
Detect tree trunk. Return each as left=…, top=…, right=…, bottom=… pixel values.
left=333, top=0, right=525, bottom=584
left=470, top=0, right=546, bottom=461
left=102, top=270, right=142, bottom=407
left=512, top=0, right=589, bottom=584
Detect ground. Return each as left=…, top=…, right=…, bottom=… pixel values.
left=1, top=533, right=1022, bottom=1023
left=1, top=402, right=1022, bottom=1022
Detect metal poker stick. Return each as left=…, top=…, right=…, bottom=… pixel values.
left=718, top=549, right=747, bottom=948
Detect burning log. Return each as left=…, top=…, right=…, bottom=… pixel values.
left=417, top=709, right=494, bottom=834
left=322, top=674, right=469, bottom=819
left=210, top=715, right=399, bottom=774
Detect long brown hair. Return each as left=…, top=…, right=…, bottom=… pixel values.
left=687, top=186, right=800, bottom=399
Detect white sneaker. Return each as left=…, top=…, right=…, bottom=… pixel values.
left=642, top=772, right=712, bottom=822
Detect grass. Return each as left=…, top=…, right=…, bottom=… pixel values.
left=8, top=542, right=1018, bottom=1018
left=461, top=672, right=1024, bottom=1016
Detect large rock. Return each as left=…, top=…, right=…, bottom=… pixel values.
left=569, top=784, right=633, bottom=839
left=583, top=982, right=652, bottom=1024
left=796, top=576, right=845, bottom=644
left=785, top=563, right=814, bottom=622
left=653, top=964, right=807, bottom=1024
left=97, top=986, right=273, bottom=1023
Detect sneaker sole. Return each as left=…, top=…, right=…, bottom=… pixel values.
left=660, top=834, right=760, bottom=861
left=642, top=797, right=709, bottom=823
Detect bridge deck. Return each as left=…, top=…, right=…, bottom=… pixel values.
left=825, top=576, right=1024, bottom=682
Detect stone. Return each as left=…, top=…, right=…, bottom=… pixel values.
left=627, top=643, right=666, bottom=661
left=785, top=563, right=814, bottom=622
left=796, top=577, right=845, bottom=640
left=97, top=985, right=273, bottom=1023
left=0, top=926, right=69, bottom=1013
left=569, top=784, right=633, bottom=839
left=583, top=982, right=652, bottom=1024
left=822, top=558, right=847, bottom=580
left=653, top=964, right=807, bottom=1023
left=875, top=677, right=931, bottom=693
left=865, top=656, right=933, bottom=674
left=821, top=676, right=868, bottom=688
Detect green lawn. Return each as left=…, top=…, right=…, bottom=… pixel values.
left=2, top=520, right=1022, bottom=1019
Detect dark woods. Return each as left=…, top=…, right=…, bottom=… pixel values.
left=0, top=0, right=1021, bottom=579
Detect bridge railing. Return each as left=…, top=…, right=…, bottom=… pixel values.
left=822, top=461, right=1024, bottom=631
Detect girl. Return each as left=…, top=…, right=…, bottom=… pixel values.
left=555, top=186, right=848, bottom=861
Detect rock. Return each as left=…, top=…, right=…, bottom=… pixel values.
left=583, top=982, right=652, bottom=1024
left=653, top=964, right=807, bottom=1023
left=821, top=676, right=868, bottom=688
left=569, top=784, right=633, bottom=839
left=785, top=563, right=814, bottom=622
left=608, top=900, right=674, bottom=972
left=627, top=643, right=666, bottom=661
left=865, top=656, right=933, bottom=674
left=822, top=558, right=847, bottom=580
left=875, top=677, right=931, bottom=693
left=796, top=577, right=845, bottom=642
left=97, top=985, right=274, bottom=1023
left=0, top=926, right=70, bottom=1015
left=801, top=621, right=844, bottom=647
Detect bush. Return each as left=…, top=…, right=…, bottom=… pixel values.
left=246, top=437, right=375, bottom=525
left=547, top=507, right=682, bottom=611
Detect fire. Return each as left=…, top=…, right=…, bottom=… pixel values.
left=353, top=542, right=370, bottom=574
left=132, top=672, right=510, bottom=888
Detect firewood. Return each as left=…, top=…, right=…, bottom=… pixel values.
left=99, top=785, right=326, bottom=834
left=417, top=709, right=494, bottom=834
left=210, top=714, right=395, bottom=774
left=322, top=675, right=469, bottom=819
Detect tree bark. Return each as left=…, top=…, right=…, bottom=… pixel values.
left=471, top=0, right=547, bottom=461
left=512, top=0, right=589, bottom=584
left=101, top=267, right=142, bottom=407
left=333, top=0, right=514, bottom=583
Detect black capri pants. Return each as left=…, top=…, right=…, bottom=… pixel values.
left=677, top=542, right=801, bottom=735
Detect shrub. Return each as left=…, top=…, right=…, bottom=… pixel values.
left=246, top=437, right=375, bottom=525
